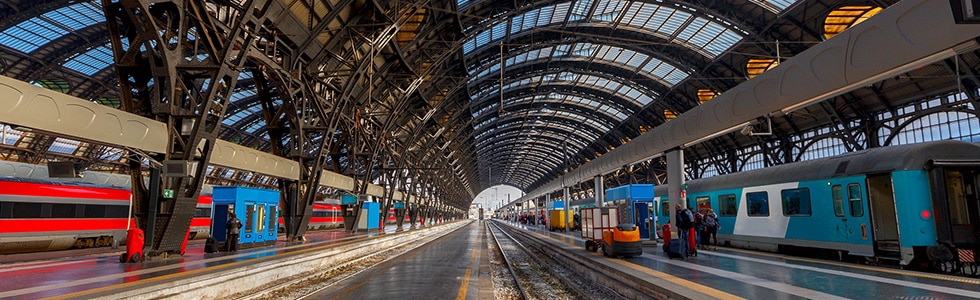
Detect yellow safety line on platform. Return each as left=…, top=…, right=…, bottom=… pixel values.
left=723, top=247, right=980, bottom=285
left=41, top=237, right=372, bottom=300
left=606, top=258, right=744, bottom=300
left=456, top=245, right=479, bottom=300
left=518, top=226, right=743, bottom=299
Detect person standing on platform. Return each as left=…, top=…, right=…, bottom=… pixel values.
left=694, top=209, right=705, bottom=250
left=703, top=209, right=720, bottom=250
left=226, top=212, right=243, bottom=252
left=675, top=204, right=693, bottom=256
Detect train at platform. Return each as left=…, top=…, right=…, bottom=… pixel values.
left=0, top=177, right=384, bottom=254
left=653, top=140, right=980, bottom=275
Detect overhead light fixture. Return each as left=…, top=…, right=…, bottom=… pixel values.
left=682, top=121, right=751, bottom=148
left=741, top=115, right=773, bottom=136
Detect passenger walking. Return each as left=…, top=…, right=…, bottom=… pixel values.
left=703, top=209, right=720, bottom=250
left=225, top=212, right=243, bottom=252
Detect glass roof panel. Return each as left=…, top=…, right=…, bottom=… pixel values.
left=592, top=0, right=628, bottom=22
left=570, top=0, right=592, bottom=21
left=624, top=3, right=656, bottom=28
left=659, top=9, right=692, bottom=35
left=552, top=3, right=571, bottom=24
left=646, top=5, right=674, bottom=31
left=676, top=17, right=708, bottom=43
left=472, top=70, right=651, bottom=109
left=244, top=119, right=265, bottom=133
left=229, top=89, right=257, bottom=103
left=465, top=1, right=743, bottom=60
left=749, top=0, right=801, bottom=13
left=470, top=43, right=687, bottom=90
left=0, top=2, right=104, bottom=53
left=48, top=137, right=81, bottom=154
left=63, top=44, right=114, bottom=75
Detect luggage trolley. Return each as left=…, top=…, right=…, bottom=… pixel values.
left=581, top=207, right=642, bottom=257
left=582, top=207, right=615, bottom=252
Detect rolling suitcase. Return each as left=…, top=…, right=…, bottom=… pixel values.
left=665, top=239, right=685, bottom=259
left=205, top=237, right=220, bottom=253
left=689, top=227, right=698, bottom=256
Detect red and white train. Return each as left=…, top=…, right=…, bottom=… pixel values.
left=0, top=177, right=348, bottom=254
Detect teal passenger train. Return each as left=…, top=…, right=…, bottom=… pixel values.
left=653, top=140, right=980, bottom=275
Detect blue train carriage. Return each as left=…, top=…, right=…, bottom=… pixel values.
left=653, top=140, right=980, bottom=274
left=211, top=186, right=280, bottom=248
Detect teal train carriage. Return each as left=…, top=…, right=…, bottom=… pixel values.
left=654, top=140, right=980, bottom=275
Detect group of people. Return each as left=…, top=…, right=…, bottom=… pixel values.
left=673, top=204, right=720, bottom=255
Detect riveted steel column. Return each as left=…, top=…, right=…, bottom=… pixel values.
left=666, top=149, right=685, bottom=230
left=594, top=176, right=604, bottom=207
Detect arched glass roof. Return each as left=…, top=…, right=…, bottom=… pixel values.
left=63, top=43, right=113, bottom=75
left=469, top=43, right=689, bottom=89
left=472, top=91, right=632, bottom=124
left=462, top=1, right=746, bottom=59
left=473, top=70, right=656, bottom=107
left=0, top=2, right=104, bottom=53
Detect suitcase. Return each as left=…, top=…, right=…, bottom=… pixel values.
left=689, top=227, right=698, bottom=256
left=665, top=239, right=685, bottom=259
left=205, top=237, right=220, bottom=253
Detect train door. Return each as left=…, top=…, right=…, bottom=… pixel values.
left=831, top=184, right=850, bottom=244
left=211, top=204, right=230, bottom=242
left=939, top=168, right=980, bottom=247
left=242, top=202, right=255, bottom=244
left=867, top=174, right=900, bottom=260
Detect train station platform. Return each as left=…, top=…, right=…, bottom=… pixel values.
left=3, top=220, right=979, bottom=299
left=505, top=220, right=980, bottom=299
left=0, top=224, right=420, bottom=299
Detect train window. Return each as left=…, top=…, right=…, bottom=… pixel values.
left=780, top=188, right=812, bottom=216
left=719, top=194, right=737, bottom=216
left=848, top=184, right=864, bottom=217
left=51, top=203, right=76, bottom=218
left=84, top=205, right=105, bottom=218
left=746, top=192, right=769, bottom=217
left=268, top=206, right=277, bottom=231
left=832, top=185, right=845, bottom=217
left=696, top=196, right=711, bottom=212
left=0, top=202, right=12, bottom=218
left=245, top=205, right=255, bottom=233
left=194, top=207, right=212, bottom=218
left=12, top=202, right=42, bottom=218
left=106, top=205, right=129, bottom=218
left=661, top=201, right=670, bottom=216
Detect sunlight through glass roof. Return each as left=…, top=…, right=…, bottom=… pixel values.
left=0, top=2, right=104, bottom=53
left=469, top=43, right=689, bottom=89
left=472, top=71, right=655, bottom=110
left=472, top=91, right=631, bottom=123
left=63, top=44, right=114, bottom=75
left=475, top=119, right=594, bottom=149
left=463, top=1, right=745, bottom=59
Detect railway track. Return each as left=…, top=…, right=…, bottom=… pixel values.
left=487, top=221, right=622, bottom=300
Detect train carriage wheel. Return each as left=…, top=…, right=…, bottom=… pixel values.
left=965, top=262, right=979, bottom=277
left=934, top=260, right=960, bottom=275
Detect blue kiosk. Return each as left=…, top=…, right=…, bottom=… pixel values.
left=605, top=184, right=655, bottom=239
left=211, top=186, right=280, bottom=248
left=357, top=201, right=380, bottom=230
